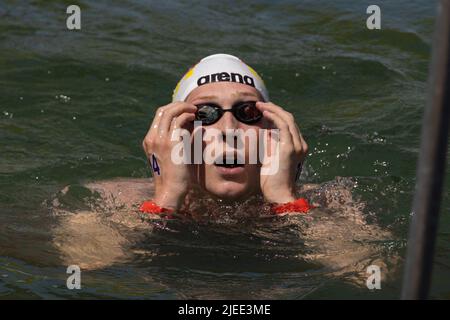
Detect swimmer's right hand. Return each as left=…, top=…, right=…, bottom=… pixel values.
left=142, top=102, right=197, bottom=210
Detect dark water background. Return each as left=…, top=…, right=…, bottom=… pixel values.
left=1, top=0, right=449, bottom=299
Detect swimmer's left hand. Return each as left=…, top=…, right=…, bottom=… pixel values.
left=256, top=101, right=308, bottom=204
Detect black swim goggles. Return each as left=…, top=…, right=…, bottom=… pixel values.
left=194, top=101, right=263, bottom=125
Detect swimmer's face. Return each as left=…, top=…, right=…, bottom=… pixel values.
left=186, top=82, right=268, bottom=201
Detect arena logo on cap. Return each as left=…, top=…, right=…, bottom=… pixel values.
left=197, top=72, right=255, bottom=88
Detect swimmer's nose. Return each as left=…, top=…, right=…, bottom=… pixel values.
left=217, top=111, right=239, bottom=132
left=217, top=112, right=240, bottom=145
left=220, top=112, right=239, bottom=129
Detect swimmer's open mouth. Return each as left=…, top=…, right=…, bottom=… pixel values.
left=215, top=163, right=244, bottom=168
left=214, top=157, right=245, bottom=168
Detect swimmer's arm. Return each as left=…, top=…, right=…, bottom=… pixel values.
left=52, top=178, right=158, bottom=270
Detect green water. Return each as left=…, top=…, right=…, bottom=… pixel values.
left=1, top=0, right=449, bottom=299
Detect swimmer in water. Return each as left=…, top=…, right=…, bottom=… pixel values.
left=50, top=54, right=397, bottom=285
left=140, top=53, right=311, bottom=217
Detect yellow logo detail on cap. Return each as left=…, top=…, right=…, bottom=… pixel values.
left=248, top=65, right=264, bottom=83
left=184, top=67, right=194, bottom=79
left=172, top=66, right=195, bottom=99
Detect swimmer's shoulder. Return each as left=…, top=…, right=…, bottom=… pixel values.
left=84, top=177, right=154, bottom=208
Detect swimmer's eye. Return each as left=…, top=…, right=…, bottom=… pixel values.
left=195, top=104, right=223, bottom=125
left=233, top=101, right=262, bottom=124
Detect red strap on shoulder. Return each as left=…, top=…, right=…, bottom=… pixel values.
left=272, top=198, right=314, bottom=215
left=140, top=199, right=314, bottom=216
left=139, top=200, right=174, bottom=214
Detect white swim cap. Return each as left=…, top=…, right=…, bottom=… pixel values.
left=172, top=53, right=269, bottom=102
